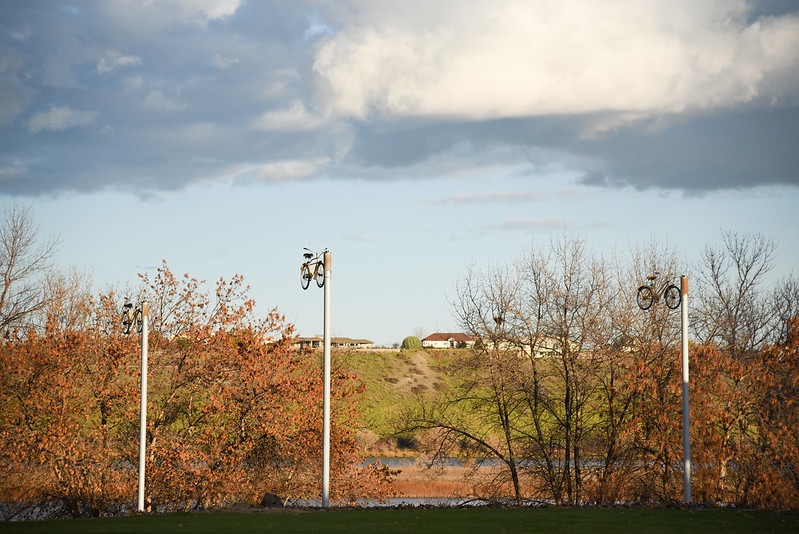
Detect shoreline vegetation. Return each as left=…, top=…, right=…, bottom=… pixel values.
left=2, top=226, right=797, bottom=517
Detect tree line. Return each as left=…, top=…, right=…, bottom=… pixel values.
left=0, top=207, right=394, bottom=519
left=2, top=205, right=797, bottom=515
left=398, top=233, right=799, bottom=508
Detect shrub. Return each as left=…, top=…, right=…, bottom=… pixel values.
left=401, top=336, right=422, bottom=351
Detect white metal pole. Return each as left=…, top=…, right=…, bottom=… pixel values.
left=137, top=301, right=149, bottom=512
left=680, top=276, right=691, bottom=504
left=322, top=252, right=332, bottom=508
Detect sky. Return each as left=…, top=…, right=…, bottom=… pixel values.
left=1, top=0, right=798, bottom=346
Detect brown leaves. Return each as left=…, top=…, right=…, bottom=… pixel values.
left=1, top=261, right=389, bottom=516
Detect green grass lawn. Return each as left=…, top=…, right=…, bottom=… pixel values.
left=3, top=507, right=798, bottom=534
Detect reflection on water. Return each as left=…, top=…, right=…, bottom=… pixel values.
left=289, top=497, right=489, bottom=508
left=290, top=457, right=493, bottom=508
left=360, top=457, right=500, bottom=468
left=361, top=456, right=606, bottom=469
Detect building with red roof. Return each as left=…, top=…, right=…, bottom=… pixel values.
left=421, top=332, right=476, bottom=349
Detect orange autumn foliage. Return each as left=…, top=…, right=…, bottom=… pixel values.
left=0, top=261, right=395, bottom=518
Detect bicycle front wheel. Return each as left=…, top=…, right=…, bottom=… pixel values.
left=664, top=285, right=682, bottom=310
left=315, top=261, right=325, bottom=288
left=300, top=263, right=312, bottom=290
left=637, top=286, right=655, bottom=310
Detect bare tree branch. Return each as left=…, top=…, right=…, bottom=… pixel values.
left=0, top=205, right=58, bottom=331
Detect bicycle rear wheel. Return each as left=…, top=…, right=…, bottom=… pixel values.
left=315, top=260, right=325, bottom=288
left=636, top=286, right=655, bottom=310
left=300, top=263, right=312, bottom=290
left=664, top=285, right=682, bottom=309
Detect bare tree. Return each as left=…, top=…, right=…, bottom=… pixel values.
left=694, top=231, right=777, bottom=356
left=770, top=274, right=799, bottom=346
left=0, top=206, right=58, bottom=332
left=427, top=263, right=529, bottom=504
left=408, top=235, right=616, bottom=505
left=525, top=234, right=612, bottom=504
left=40, top=268, right=94, bottom=332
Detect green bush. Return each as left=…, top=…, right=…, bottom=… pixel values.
left=401, top=336, right=422, bottom=350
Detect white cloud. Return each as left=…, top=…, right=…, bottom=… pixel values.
left=209, top=53, right=239, bottom=69
left=27, top=105, right=98, bottom=133
left=211, top=159, right=328, bottom=184
left=97, top=51, right=142, bottom=74
left=142, top=90, right=187, bottom=111
left=312, top=0, right=799, bottom=123
left=252, top=159, right=326, bottom=182
left=106, top=0, right=242, bottom=28
left=253, top=100, right=325, bottom=132
left=179, top=0, right=241, bottom=23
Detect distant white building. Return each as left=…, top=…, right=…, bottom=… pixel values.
left=292, top=336, right=373, bottom=350
left=421, top=332, right=476, bottom=349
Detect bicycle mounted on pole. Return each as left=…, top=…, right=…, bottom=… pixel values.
left=121, top=297, right=144, bottom=334
left=300, top=248, right=326, bottom=290
left=636, top=271, right=682, bottom=310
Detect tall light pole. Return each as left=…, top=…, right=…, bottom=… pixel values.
left=322, top=251, right=331, bottom=508
left=122, top=299, right=149, bottom=513
left=138, top=301, right=149, bottom=513
left=300, top=249, right=331, bottom=507
left=680, top=276, right=691, bottom=504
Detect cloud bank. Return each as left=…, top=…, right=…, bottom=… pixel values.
left=26, top=106, right=99, bottom=134
left=0, top=0, right=797, bottom=196
left=313, top=1, right=799, bottom=124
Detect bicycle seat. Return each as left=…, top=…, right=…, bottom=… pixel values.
left=303, top=253, right=313, bottom=260
left=647, top=274, right=658, bottom=281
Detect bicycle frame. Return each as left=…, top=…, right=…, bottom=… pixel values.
left=637, top=272, right=682, bottom=310
left=300, top=249, right=326, bottom=290
left=121, top=299, right=144, bottom=334
left=651, top=279, right=672, bottom=299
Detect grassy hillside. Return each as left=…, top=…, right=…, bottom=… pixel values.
left=335, top=349, right=464, bottom=454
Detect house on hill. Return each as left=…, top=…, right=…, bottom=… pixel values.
left=292, top=336, right=373, bottom=350
left=421, top=332, right=476, bottom=349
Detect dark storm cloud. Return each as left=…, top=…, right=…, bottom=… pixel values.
left=341, top=109, right=799, bottom=193
left=573, top=108, right=799, bottom=192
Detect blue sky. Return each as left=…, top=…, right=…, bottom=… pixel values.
left=2, top=1, right=798, bottom=346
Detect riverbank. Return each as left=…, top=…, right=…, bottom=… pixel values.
left=361, top=457, right=512, bottom=500
left=392, top=463, right=472, bottom=498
